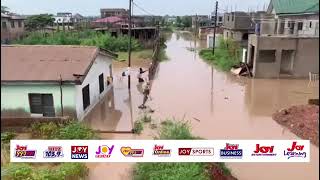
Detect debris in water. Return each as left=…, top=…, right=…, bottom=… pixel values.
left=224, top=97, right=229, bottom=100
left=192, top=117, right=201, bottom=122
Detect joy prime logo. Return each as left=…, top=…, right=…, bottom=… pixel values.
left=251, top=144, right=277, bottom=156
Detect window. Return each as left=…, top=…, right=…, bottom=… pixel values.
left=28, top=93, right=55, bottom=117
left=2, top=22, right=7, bottom=29
left=219, top=16, right=223, bottom=22
left=309, top=21, right=312, bottom=28
left=226, top=32, right=229, bottom=38
left=99, top=73, right=104, bottom=94
left=18, top=21, right=22, bottom=28
left=231, top=15, right=234, bottom=21
left=227, top=16, right=229, bottom=21
left=259, top=50, right=276, bottom=63
left=11, top=21, right=15, bottom=28
left=82, top=84, right=90, bottom=110
left=297, top=22, right=303, bottom=30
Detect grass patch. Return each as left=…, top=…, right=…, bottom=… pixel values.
left=133, top=120, right=144, bottom=135
left=30, top=121, right=97, bottom=139
left=199, top=38, right=241, bottom=71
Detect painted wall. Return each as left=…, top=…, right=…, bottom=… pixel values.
left=1, top=84, right=76, bottom=117
left=75, top=54, right=113, bottom=120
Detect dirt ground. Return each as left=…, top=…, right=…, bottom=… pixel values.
left=272, top=105, right=319, bottom=146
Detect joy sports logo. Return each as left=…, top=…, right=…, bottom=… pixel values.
left=153, top=145, right=171, bottom=157
left=251, top=144, right=277, bottom=156
left=284, top=141, right=307, bottom=159
left=220, top=143, right=242, bottom=158
left=121, top=147, right=144, bottom=157
left=15, top=145, right=36, bottom=159
left=43, top=146, right=64, bottom=158
left=178, top=148, right=214, bottom=156
left=95, top=145, right=114, bottom=158
left=71, top=146, right=88, bottom=159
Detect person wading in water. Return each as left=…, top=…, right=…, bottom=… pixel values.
left=139, top=82, right=150, bottom=109
left=137, top=67, right=148, bottom=83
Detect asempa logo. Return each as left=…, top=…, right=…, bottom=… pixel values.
left=95, top=145, right=114, bottom=158
left=284, top=141, right=306, bottom=159
left=43, top=146, right=63, bottom=158
left=153, top=145, right=171, bottom=157
left=120, top=147, right=144, bottom=157
left=15, top=145, right=36, bottom=158
left=71, top=146, right=88, bottom=159
left=178, top=148, right=214, bottom=156
left=220, top=143, right=242, bottom=158
left=251, top=144, right=277, bottom=156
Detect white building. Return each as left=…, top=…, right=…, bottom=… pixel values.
left=1, top=45, right=116, bottom=120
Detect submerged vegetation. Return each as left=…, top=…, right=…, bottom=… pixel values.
left=199, top=38, right=241, bottom=71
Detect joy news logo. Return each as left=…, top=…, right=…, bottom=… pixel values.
left=71, top=146, right=88, bottom=159
left=95, top=145, right=114, bottom=158
left=178, top=148, right=214, bottom=156
left=284, top=141, right=307, bottom=159
left=251, top=144, right=277, bottom=156
left=43, top=146, right=64, bottom=158
left=120, top=147, right=144, bottom=157
left=153, top=145, right=171, bottom=157
left=220, top=143, right=243, bottom=159
left=15, top=145, right=36, bottom=159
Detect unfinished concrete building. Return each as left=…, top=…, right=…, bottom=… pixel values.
left=247, top=0, right=319, bottom=78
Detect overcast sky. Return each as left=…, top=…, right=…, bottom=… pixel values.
left=2, top=0, right=270, bottom=16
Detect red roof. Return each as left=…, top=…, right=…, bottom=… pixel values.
left=94, top=16, right=126, bottom=23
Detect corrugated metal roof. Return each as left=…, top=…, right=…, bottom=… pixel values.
left=1, top=45, right=102, bottom=83
left=272, top=0, right=319, bottom=15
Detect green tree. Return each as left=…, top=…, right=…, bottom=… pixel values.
left=25, top=14, right=55, bottom=31
left=181, top=16, right=192, bottom=27
left=1, top=6, right=9, bottom=14
left=176, top=16, right=182, bottom=27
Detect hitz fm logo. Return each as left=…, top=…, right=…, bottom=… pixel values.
left=43, top=146, right=63, bottom=158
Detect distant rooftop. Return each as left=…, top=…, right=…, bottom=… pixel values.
left=269, top=0, right=319, bottom=15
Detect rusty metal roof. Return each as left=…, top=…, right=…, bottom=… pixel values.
left=1, top=45, right=106, bottom=84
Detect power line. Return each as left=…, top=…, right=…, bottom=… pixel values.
left=132, top=1, right=155, bottom=16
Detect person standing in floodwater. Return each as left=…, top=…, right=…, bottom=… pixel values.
left=139, top=82, right=150, bottom=109
left=137, top=67, right=148, bottom=83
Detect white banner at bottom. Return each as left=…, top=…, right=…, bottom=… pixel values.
left=10, top=140, right=310, bottom=162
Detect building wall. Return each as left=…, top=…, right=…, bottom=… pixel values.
left=248, top=35, right=319, bottom=78
left=1, top=84, right=76, bottom=117
left=1, top=17, right=25, bottom=43
left=223, top=29, right=246, bottom=41
left=75, top=54, right=113, bottom=120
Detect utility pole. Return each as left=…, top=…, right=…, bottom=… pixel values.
left=212, top=1, right=218, bottom=55
left=128, top=0, right=133, bottom=89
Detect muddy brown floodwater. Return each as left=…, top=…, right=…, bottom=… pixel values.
left=87, top=32, right=319, bottom=180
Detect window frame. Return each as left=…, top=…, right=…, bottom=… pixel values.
left=10, top=21, right=15, bottom=28
left=99, top=73, right=104, bottom=94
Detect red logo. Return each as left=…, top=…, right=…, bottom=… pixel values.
left=287, top=141, right=304, bottom=151
left=252, top=144, right=276, bottom=156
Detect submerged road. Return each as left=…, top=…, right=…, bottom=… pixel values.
left=88, top=32, right=319, bottom=180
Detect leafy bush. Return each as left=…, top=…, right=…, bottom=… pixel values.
left=31, top=122, right=60, bottom=139
left=140, top=114, right=152, bottom=123
left=56, top=122, right=97, bottom=140
left=1, top=163, right=33, bottom=180
left=1, top=132, right=16, bottom=144
left=30, top=121, right=96, bottom=140
left=133, top=121, right=144, bottom=134
left=14, top=30, right=142, bottom=52
left=158, top=120, right=197, bottom=140
left=2, top=163, right=88, bottom=180
left=199, top=37, right=241, bottom=71
left=134, top=162, right=209, bottom=180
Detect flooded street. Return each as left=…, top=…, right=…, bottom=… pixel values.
left=88, top=32, right=319, bottom=180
